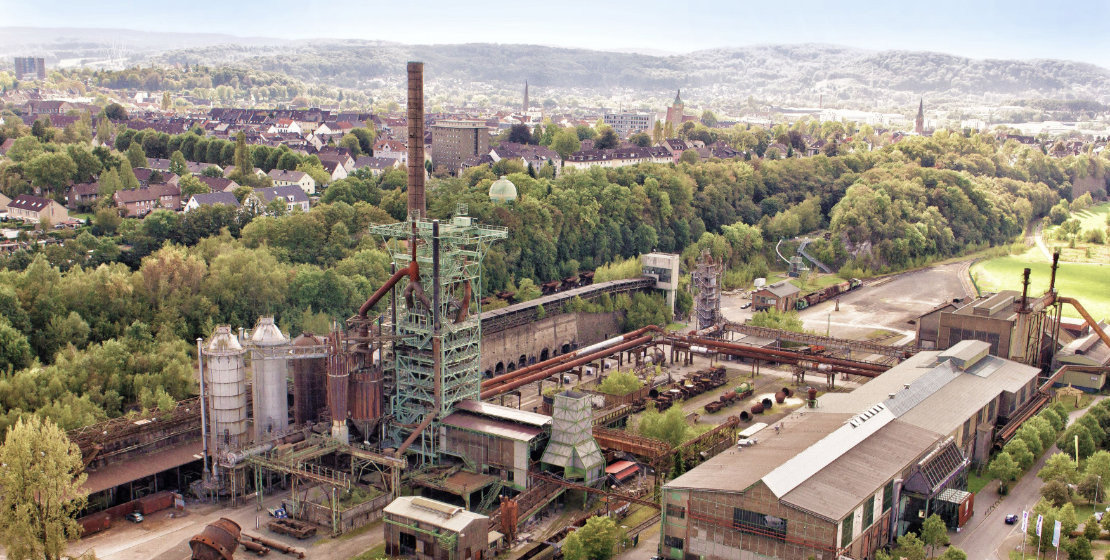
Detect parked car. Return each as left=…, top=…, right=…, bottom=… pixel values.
left=741, top=302, right=752, bottom=309
left=1004, top=514, right=1018, bottom=525
left=125, top=512, right=144, bottom=523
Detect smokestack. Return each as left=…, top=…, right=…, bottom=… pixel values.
left=1049, top=250, right=1060, bottom=294
left=406, top=62, right=426, bottom=219
left=1021, top=267, right=1031, bottom=312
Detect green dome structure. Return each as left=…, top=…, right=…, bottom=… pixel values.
left=488, top=175, right=518, bottom=204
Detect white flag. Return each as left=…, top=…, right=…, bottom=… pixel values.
left=1052, top=519, right=1062, bottom=548
left=1036, top=514, right=1044, bottom=537
left=1020, top=510, right=1029, bottom=532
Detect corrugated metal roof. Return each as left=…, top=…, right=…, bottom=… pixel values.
left=764, top=407, right=895, bottom=498
left=666, top=412, right=851, bottom=493
left=83, top=441, right=203, bottom=494
left=454, top=400, right=551, bottom=427
left=780, top=420, right=940, bottom=521
left=384, top=496, right=487, bottom=533
left=441, top=412, right=543, bottom=442
left=605, top=460, right=636, bottom=474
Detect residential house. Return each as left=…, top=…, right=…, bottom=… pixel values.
left=184, top=192, right=240, bottom=212
left=268, top=169, right=316, bottom=195
left=133, top=169, right=180, bottom=188
left=196, top=176, right=238, bottom=193
left=66, top=182, right=101, bottom=209
left=317, top=147, right=356, bottom=171
left=320, top=160, right=348, bottom=183
left=0, top=192, right=10, bottom=213
left=0, top=138, right=15, bottom=157
left=113, top=184, right=182, bottom=217
left=267, top=118, right=302, bottom=135
left=373, top=139, right=408, bottom=163
left=7, top=194, right=69, bottom=225
left=490, top=142, right=563, bottom=172
left=251, top=185, right=311, bottom=214
left=147, top=158, right=221, bottom=176
left=352, top=156, right=400, bottom=176
left=224, top=166, right=267, bottom=180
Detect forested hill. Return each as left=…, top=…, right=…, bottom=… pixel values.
left=151, top=42, right=1110, bottom=105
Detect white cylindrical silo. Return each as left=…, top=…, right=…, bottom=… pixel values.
left=249, top=316, right=290, bottom=442
left=204, top=325, right=248, bottom=454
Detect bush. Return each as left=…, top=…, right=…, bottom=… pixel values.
left=1084, top=228, right=1105, bottom=244
left=597, top=371, right=644, bottom=396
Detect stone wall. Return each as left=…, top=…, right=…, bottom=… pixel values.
left=480, top=311, right=622, bottom=375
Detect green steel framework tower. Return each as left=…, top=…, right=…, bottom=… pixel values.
left=371, top=208, right=506, bottom=463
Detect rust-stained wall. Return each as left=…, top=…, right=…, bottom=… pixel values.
left=661, top=482, right=839, bottom=560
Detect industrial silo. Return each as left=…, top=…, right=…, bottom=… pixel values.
left=248, top=317, right=290, bottom=442
left=203, top=325, right=248, bottom=453
left=326, top=330, right=350, bottom=443
left=291, top=333, right=327, bottom=426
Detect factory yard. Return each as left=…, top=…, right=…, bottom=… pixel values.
left=722, top=260, right=974, bottom=343
left=66, top=492, right=383, bottom=560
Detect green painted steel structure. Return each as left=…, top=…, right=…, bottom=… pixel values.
left=371, top=209, right=506, bottom=463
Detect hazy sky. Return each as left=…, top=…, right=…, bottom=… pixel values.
left=3, top=0, right=1109, bottom=67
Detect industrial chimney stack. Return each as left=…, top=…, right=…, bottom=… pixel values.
left=406, top=61, right=426, bottom=219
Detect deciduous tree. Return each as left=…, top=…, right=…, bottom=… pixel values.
left=0, top=415, right=87, bottom=560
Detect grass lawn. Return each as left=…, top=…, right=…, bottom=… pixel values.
left=791, top=273, right=847, bottom=292
left=968, top=470, right=993, bottom=494
left=621, top=504, right=660, bottom=529
left=1042, top=202, right=1110, bottom=264
left=971, top=252, right=1110, bottom=320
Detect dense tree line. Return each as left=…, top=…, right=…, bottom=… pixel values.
left=3, top=107, right=1107, bottom=436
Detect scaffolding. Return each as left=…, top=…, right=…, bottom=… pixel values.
left=371, top=208, right=506, bottom=463
left=692, top=249, right=723, bottom=331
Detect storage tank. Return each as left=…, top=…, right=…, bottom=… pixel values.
left=203, top=325, right=248, bottom=453
left=348, top=362, right=383, bottom=441
left=291, top=333, right=327, bottom=425
left=249, top=317, right=290, bottom=442
left=326, top=331, right=350, bottom=443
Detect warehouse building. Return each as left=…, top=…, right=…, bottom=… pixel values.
left=659, top=340, right=1039, bottom=560
left=384, top=496, right=497, bottom=560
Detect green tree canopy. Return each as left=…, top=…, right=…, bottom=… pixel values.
left=0, top=415, right=87, bottom=560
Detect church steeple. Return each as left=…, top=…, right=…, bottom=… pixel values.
left=673, top=89, right=683, bottom=108
left=915, top=97, right=925, bottom=134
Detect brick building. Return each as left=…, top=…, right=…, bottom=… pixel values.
left=431, top=120, right=489, bottom=175
left=660, top=341, right=1039, bottom=560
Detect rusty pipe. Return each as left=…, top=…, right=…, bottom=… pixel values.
left=480, top=335, right=652, bottom=399
left=697, top=345, right=882, bottom=378
left=483, top=325, right=663, bottom=389
left=680, top=335, right=889, bottom=373
left=359, top=264, right=412, bottom=318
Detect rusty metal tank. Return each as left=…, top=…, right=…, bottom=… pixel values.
left=348, top=364, right=383, bottom=440
left=761, top=397, right=773, bottom=409
left=750, top=402, right=764, bottom=414
left=326, top=331, right=350, bottom=442
left=189, top=517, right=241, bottom=560
left=775, top=390, right=787, bottom=404
left=291, top=333, right=327, bottom=426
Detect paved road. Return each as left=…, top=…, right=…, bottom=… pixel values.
left=951, top=398, right=1103, bottom=559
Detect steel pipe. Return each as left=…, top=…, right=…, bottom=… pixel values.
left=483, top=325, right=663, bottom=390
left=480, top=335, right=653, bottom=399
